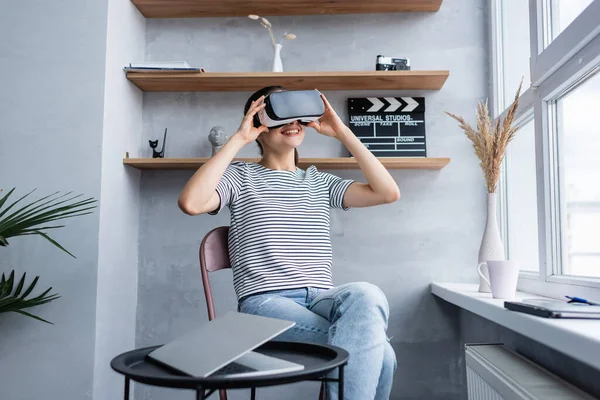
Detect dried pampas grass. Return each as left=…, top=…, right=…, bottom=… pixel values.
left=446, top=80, right=523, bottom=193
left=248, top=14, right=297, bottom=46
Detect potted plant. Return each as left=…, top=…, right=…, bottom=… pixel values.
left=446, top=81, right=523, bottom=292
left=248, top=14, right=296, bottom=72
left=0, top=188, right=96, bottom=323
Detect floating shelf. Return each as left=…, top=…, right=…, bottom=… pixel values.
left=126, top=71, right=449, bottom=92
left=123, top=157, right=451, bottom=170
left=131, top=0, right=443, bottom=18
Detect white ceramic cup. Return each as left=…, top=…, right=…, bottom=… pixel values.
left=477, top=260, right=519, bottom=299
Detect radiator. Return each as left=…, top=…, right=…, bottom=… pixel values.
left=465, top=344, right=597, bottom=400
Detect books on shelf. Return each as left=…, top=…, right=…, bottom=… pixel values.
left=130, top=61, right=191, bottom=68
left=124, top=61, right=204, bottom=73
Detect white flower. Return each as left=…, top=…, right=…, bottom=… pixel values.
left=284, top=33, right=296, bottom=40
left=248, top=14, right=259, bottom=20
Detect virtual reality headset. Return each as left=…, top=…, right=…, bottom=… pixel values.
left=256, top=90, right=325, bottom=128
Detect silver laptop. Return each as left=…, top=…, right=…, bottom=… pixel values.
left=147, top=311, right=304, bottom=378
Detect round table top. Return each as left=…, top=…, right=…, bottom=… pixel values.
left=110, top=340, right=349, bottom=390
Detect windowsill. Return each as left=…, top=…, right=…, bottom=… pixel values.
left=430, top=282, right=600, bottom=371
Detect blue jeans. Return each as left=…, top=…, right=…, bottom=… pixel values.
left=238, top=282, right=397, bottom=400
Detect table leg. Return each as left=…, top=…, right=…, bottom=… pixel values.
left=196, top=389, right=205, bottom=400
left=251, top=387, right=256, bottom=400
left=338, top=365, right=345, bottom=400
left=124, top=377, right=130, bottom=400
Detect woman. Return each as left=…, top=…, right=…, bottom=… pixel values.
left=178, top=86, right=400, bottom=399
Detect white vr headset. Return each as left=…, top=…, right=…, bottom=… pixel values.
left=256, top=90, right=325, bottom=128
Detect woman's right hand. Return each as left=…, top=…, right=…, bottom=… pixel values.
left=234, top=96, right=269, bottom=144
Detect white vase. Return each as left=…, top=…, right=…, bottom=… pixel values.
left=477, top=193, right=506, bottom=293
left=271, top=43, right=283, bottom=72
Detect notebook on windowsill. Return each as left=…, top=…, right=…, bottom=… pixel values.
left=504, top=299, right=600, bottom=319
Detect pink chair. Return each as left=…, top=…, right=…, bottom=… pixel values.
left=199, top=226, right=231, bottom=323
left=198, top=226, right=325, bottom=400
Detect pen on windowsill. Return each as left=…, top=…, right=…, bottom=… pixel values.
left=565, top=296, right=600, bottom=306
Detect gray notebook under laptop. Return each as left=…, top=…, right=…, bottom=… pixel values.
left=147, top=312, right=304, bottom=378
left=505, top=299, right=600, bottom=319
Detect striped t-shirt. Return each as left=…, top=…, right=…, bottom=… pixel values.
left=209, top=161, right=354, bottom=300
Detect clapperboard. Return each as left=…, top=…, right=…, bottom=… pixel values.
left=347, top=97, right=426, bottom=157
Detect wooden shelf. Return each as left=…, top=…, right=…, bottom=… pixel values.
left=123, top=157, right=450, bottom=170
left=131, top=0, right=443, bottom=18
left=126, top=71, right=449, bottom=92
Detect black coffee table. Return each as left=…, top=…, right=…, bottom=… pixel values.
left=111, top=340, right=349, bottom=400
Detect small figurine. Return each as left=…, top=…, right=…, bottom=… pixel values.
left=208, top=126, right=229, bottom=156
left=149, top=128, right=168, bottom=158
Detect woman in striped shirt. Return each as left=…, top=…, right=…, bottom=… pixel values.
left=179, top=86, right=400, bottom=399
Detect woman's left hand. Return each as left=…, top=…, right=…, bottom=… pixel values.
left=307, top=92, right=346, bottom=138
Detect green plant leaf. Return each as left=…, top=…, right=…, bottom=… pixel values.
left=14, top=310, right=53, bottom=324
left=31, top=286, right=53, bottom=301
left=6, top=270, right=15, bottom=292
left=14, top=272, right=26, bottom=297
left=0, top=192, right=75, bottom=233
left=0, top=271, right=58, bottom=324
left=0, top=188, right=16, bottom=211
left=0, top=272, right=13, bottom=298
left=0, top=189, right=96, bottom=325
left=17, top=226, right=65, bottom=233
left=3, top=296, right=61, bottom=311
left=0, top=189, right=36, bottom=220
left=35, top=231, right=75, bottom=258
left=0, top=190, right=65, bottom=223
left=13, top=295, right=61, bottom=310
left=24, top=199, right=98, bottom=223
left=1, top=292, right=60, bottom=310
left=19, top=275, right=39, bottom=299
left=0, top=189, right=97, bottom=258
left=0, top=204, right=96, bottom=240
left=0, top=190, right=61, bottom=229
left=8, top=206, right=97, bottom=231
left=0, top=278, right=12, bottom=296
left=0, top=191, right=90, bottom=232
left=0, top=297, right=22, bottom=309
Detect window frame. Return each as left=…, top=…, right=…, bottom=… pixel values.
left=540, top=60, right=600, bottom=289
left=500, top=110, right=537, bottom=275
left=531, top=0, right=600, bottom=85
left=492, top=0, right=600, bottom=297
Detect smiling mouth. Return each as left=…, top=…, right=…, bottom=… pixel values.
left=281, top=128, right=300, bottom=136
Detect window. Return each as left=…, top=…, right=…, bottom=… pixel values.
left=492, top=0, right=600, bottom=294
left=504, top=117, right=539, bottom=272
left=544, top=0, right=594, bottom=48
left=497, top=0, right=531, bottom=110
left=555, top=69, right=600, bottom=278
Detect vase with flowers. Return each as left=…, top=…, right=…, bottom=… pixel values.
left=248, top=14, right=296, bottom=72
left=446, top=80, right=523, bottom=292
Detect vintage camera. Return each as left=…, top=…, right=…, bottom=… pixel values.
left=375, top=55, right=411, bottom=71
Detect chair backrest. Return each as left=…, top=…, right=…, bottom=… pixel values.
left=199, top=226, right=230, bottom=321
left=198, top=225, right=324, bottom=400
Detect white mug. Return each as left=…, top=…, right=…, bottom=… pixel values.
left=478, top=260, right=519, bottom=299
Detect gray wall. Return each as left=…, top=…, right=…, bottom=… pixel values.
left=459, top=307, right=600, bottom=398
left=93, top=1, right=145, bottom=399
left=136, top=1, right=488, bottom=399
left=0, top=0, right=108, bottom=398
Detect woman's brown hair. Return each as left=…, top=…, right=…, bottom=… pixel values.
left=243, top=86, right=299, bottom=166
